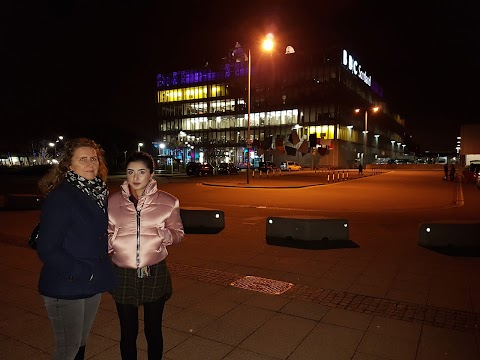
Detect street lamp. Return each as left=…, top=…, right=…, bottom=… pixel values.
left=49, top=136, right=64, bottom=159
left=246, top=48, right=252, bottom=184
left=355, top=106, right=379, bottom=166
left=246, top=33, right=275, bottom=184
left=49, top=142, right=55, bottom=158
left=138, top=142, right=143, bottom=152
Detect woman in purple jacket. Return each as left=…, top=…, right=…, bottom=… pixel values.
left=108, top=151, right=184, bottom=359
left=37, top=138, right=116, bottom=360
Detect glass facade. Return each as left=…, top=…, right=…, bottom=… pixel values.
left=156, top=46, right=405, bottom=168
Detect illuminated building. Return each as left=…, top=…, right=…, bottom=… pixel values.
left=156, top=45, right=405, bottom=168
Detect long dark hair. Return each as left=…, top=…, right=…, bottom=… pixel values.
left=126, top=151, right=155, bottom=174
left=39, top=138, right=108, bottom=195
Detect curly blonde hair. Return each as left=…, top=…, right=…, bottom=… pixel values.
left=39, top=138, right=108, bottom=195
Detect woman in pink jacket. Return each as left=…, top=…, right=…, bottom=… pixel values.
left=108, top=151, right=184, bottom=359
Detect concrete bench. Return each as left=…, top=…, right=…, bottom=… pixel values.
left=180, top=207, right=225, bottom=234
left=266, top=216, right=358, bottom=249
left=418, top=221, right=480, bottom=256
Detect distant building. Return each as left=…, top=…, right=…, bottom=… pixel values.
left=460, top=124, right=480, bottom=165
left=155, top=45, right=406, bottom=168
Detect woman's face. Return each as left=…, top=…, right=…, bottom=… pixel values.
left=70, top=146, right=99, bottom=180
left=126, top=160, right=152, bottom=197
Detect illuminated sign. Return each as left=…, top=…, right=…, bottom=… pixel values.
left=342, top=49, right=372, bottom=87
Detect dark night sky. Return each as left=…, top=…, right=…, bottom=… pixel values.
left=2, top=1, right=479, bottom=153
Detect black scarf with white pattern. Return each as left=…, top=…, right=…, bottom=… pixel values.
left=65, top=170, right=108, bottom=212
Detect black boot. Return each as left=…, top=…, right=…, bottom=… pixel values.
left=74, top=345, right=86, bottom=360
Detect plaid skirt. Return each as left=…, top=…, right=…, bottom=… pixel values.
left=110, top=260, right=172, bottom=306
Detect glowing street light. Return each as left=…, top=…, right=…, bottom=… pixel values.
left=355, top=106, right=379, bottom=165
left=246, top=33, right=275, bottom=184
left=48, top=136, right=64, bottom=159
left=48, top=142, right=57, bottom=159
left=138, top=142, right=144, bottom=152
left=262, top=34, right=274, bottom=52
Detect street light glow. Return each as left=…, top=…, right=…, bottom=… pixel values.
left=262, top=33, right=274, bottom=51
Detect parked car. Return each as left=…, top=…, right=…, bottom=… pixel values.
left=461, top=161, right=480, bottom=183
left=217, top=162, right=239, bottom=175
left=235, top=162, right=248, bottom=170
left=280, top=161, right=302, bottom=171
left=185, top=162, right=214, bottom=176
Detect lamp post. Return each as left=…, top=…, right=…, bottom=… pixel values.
left=49, top=142, right=56, bottom=159
left=48, top=136, right=64, bottom=160
left=138, top=142, right=143, bottom=152
left=355, top=107, right=379, bottom=166
left=246, top=33, right=274, bottom=184
left=246, top=48, right=252, bottom=184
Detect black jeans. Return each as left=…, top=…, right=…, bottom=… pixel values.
left=115, top=296, right=167, bottom=360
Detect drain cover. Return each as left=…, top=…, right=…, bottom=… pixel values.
left=230, top=276, right=294, bottom=295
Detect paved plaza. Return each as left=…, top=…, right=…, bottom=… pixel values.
left=0, top=172, right=479, bottom=359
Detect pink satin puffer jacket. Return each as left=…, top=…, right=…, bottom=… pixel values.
left=108, top=179, right=184, bottom=269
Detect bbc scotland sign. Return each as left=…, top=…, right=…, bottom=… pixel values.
left=342, top=49, right=372, bottom=87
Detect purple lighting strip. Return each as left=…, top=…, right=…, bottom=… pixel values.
left=157, top=62, right=249, bottom=88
